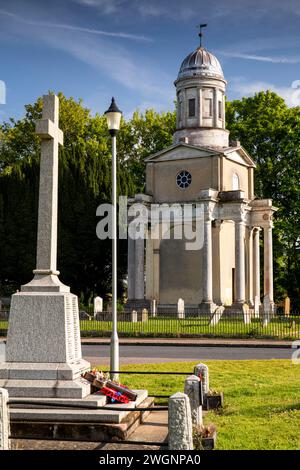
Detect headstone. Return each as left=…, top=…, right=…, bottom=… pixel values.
left=184, top=375, right=203, bottom=425
left=194, top=363, right=209, bottom=395
left=151, top=299, right=157, bottom=317
left=254, top=295, right=260, bottom=318
left=168, top=392, right=193, bottom=450
left=177, top=298, right=185, bottom=319
left=284, top=297, right=290, bottom=317
left=242, top=303, right=251, bottom=324
left=263, top=294, right=271, bottom=327
left=0, top=95, right=91, bottom=399
left=142, top=308, right=148, bottom=322
left=131, top=310, right=138, bottom=323
left=94, top=296, right=103, bottom=316
left=0, top=388, right=10, bottom=450
left=209, top=306, right=225, bottom=326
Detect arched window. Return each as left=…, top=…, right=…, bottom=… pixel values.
left=232, top=172, right=239, bottom=190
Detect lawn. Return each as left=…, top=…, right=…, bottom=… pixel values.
left=96, top=359, right=300, bottom=450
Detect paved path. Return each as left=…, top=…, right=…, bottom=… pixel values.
left=82, top=344, right=294, bottom=366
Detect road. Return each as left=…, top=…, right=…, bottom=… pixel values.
left=82, top=344, right=294, bottom=366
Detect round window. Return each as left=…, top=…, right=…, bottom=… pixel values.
left=176, top=170, right=192, bottom=189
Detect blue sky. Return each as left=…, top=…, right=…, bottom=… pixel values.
left=0, top=0, right=300, bottom=122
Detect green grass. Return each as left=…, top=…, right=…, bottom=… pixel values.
left=96, top=360, right=300, bottom=450
left=1, top=317, right=300, bottom=340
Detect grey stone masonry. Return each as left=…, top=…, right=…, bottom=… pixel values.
left=194, top=363, right=209, bottom=395
left=184, top=375, right=203, bottom=426
left=0, top=388, right=10, bottom=450
left=168, top=392, right=193, bottom=450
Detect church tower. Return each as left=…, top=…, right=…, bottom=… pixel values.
left=126, top=35, right=277, bottom=316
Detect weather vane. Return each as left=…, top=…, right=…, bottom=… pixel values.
left=197, top=23, right=208, bottom=47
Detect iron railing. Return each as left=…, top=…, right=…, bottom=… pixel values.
left=1, top=308, right=300, bottom=340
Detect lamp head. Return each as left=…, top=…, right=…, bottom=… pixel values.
left=104, top=97, right=122, bottom=136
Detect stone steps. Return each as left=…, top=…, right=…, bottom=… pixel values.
left=0, top=377, right=91, bottom=398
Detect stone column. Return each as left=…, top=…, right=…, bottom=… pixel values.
left=202, top=217, right=213, bottom=303
left=184, top=375, right=203, bottom=425
left=194, top=363, right=209, bottom=395
left=253, top=227, right=261, bottom=303
left=213, top=87, right=218, bottom=127
left=247, top=227, right=254, bottom=306
left=127, top=233, right=135, bottom=300
left=235, top=220, right=246, bottom=304
left=264, top=225, right=274, bottom=303
left=135, top=236, right=145, bottom=300
left=184, top=89, right=188, bottom=126
left=153, top=244, right=160, bottom=301
left=168, top=392, right=193, bottom=450
left=197, top=87, right=202, bottom=127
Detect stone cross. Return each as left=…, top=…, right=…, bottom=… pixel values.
left=34, top=94, right=64, bottom=276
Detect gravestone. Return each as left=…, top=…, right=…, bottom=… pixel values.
left=142, top=308, right=148, bottom=322
left=254, top=295, right=260, bottom=318
left=131, top=310, right=138, bottom=323
left=209, top=306, right=224, bottom=326
left=151, top=299, right=157, bottom=317
left=94, top=296, right=103, bottom=317
left=177, top=298, right=185, bottom=319
left=0, top=95, right=91, bottom=398
left=284, top=297, right=290, bottom=317
left=263, top=294, right=271, bottom=327
left=242, top=303, right=251, bottom=325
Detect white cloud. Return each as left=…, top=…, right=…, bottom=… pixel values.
left=230, top=78, right=300, bottom=107
left=218, top=50, right=300, bottom=64
left=0, top=8, right=151, bottom=41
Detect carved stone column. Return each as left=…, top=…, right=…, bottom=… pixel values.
left=264, top=225, right=274, bottom=304
left=234, top=220, right=246, bottom=305
left=253, top=227, right=261, bottom=303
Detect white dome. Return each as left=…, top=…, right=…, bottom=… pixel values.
left=177, top=47, right=224, bottom=80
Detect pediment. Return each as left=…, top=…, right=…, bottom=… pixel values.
left=224, top=147, right=256, bottom=168
left=144, top=143, right=221, bottom=163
